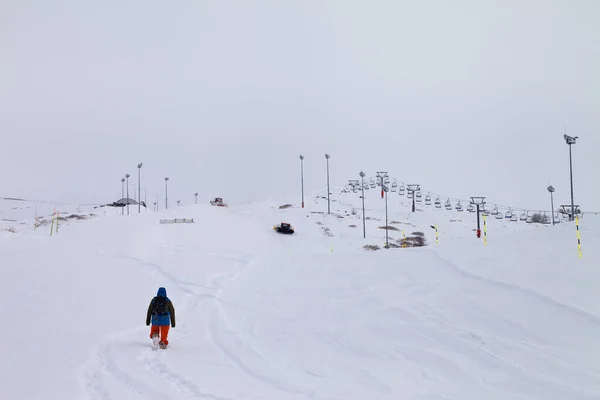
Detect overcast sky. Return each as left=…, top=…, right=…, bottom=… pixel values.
left=1, top=0, right=598, bottom=211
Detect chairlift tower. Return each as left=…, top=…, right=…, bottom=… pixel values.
left=547, top=185, right=555, bottom=225
left=470, top=197, right=486, bottom=238
left=359, top=171, right=366, bottom=238
left=376, top=171, right=388, bottom=199
left=407, top=184, right=420, bottom=212
left=563, top=134, right=578, bottom=221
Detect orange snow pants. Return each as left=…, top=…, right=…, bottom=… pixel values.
left=150, top=325, right=170, bottom=345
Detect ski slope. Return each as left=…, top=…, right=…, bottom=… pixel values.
left=1, top=188, right=599, bottom=400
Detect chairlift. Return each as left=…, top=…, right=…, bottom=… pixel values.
left=510, top=214, right=518, bottom=222
left=435, top=197, right=442, bottom=208
left=425, top=194, right=432, bottom=205
left=491, top=206, right=499, bottom=216
left=467, top=204, right=475, bottom=213
left=444, top=199, right=452, bottom=210
left=495, top=211, right=503, bottom=219
left=407, top=190, right=414, bottom=199
left=482, top=208, right=489, bottom=216
left=526, top=211, right=533, bottom=223
left=391, top=181, right=398, bottom=188
left=519, top=211, right=527, bottom=221
left=505, top=208, right=513, bottom=219
left=415, top=191, right=422, bottom=202
left=455, top=201, right=463, bottom=211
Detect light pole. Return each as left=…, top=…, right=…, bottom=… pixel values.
left=121, top=178, right=125, bottom=215
left=137, top=163, right=143, bottom=213
left=564, top=134, right=578, bottom=221
left=407, top=184, right=420, bottom=212
left=325, top=154, right=330, bottom=214
left=548, top=185, right=556, bottom=225
left=360, top=171, right=366, bottom=238
left=165, top=177, right=169, bottom=209
left=194, top=192, right=198, bottom=204
left=299, top=155, right=305, bottom=208
left=470, top=197, right=486, bottom=238
left=177, top=200, right=181, bottom=207
left=153, top=202, right=157, bottom=212
left=154, top=193, right=159, bottom=211
left=125, top=173, right=130, bottom=215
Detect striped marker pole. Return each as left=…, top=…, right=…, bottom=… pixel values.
left=483, top=215, right=487, bottom=245
left=576, top=216, right=582, bottom=258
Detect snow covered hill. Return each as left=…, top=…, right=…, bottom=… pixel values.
left=1, top=187, right=598, bottom=400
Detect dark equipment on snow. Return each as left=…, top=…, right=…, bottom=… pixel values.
left=274, top=222, right=295, bottom=234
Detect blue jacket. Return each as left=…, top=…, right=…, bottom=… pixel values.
left=146, top=287, right=176, bottom=327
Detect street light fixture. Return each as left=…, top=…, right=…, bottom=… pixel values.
left=325, top=154, right=331, bottom=214
left=299, top=155, right=305, bottom=208
left=194, top=192, right=198, bottom=204
left=137, top=163, right=143, bottom=213
left=177, top=200, right=181, bottom=207
left=548, top=185, right=556, bottom=225
left=407, top=184, right=420, bottom=212
left=470, top=196, right=486, bottom=237
left=563, top=134, right=578, bottom=221
left=359, top=171, right=366, bottom=238
left=165, top=177, right=169, bottom=209
left=121, top=178, right=125, bottom=215
left=125, top=173, right=130, bottom=215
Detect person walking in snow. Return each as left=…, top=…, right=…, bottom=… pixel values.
left=146, top=287, right=176, bottom=348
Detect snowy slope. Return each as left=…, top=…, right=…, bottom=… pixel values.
left=1, top=188, right=598, bottom=400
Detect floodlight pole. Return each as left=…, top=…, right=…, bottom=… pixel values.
left=376, top=172, right=389, bottom=247
left=155, top=193, right=159, bottom=211
left=165, top=177, right=169, bottom=209
left=548, top=185, right=555, bottom=225
left=125, top=174, right=130, bottom=215
left=137, top=163, right=143, bottom=213
left=564, top=134, right=578, bottom=221
left=300, top=155, right=305, bottom=208
left=325, top=154, right=331, bottom=214
left=360, top=171, right=366, bottom=238
left=195, top=192, right=198, bottom=204
left=121, top=178, right=125, bottom=215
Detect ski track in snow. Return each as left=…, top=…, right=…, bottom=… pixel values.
left=80, top=249, right=255, bottom=400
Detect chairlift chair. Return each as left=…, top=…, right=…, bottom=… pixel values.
left=391, top=185, right=397, bottom=192
left=491, top=206, right=499, bottom=216
left=415, top=191, right=422, bottom=202
left=495, top=211, right=503, bottom=219
left=399, top=184, right=405, bottom=195
left=391, top=181, right=397, bottom=188
left=435, top=197, right=442, bottom=208
left=407, top=190, right=414, bottom=199
left=510, top=214, right=518, bottom=222
left=455, top=201, right=463, bottom=211
left=505, top=208, right=513, bottom=219
left=520, top=211, right=527, bottom=221
left=467, top=204, right=475, bottom=213
left=425, top=195, right=432, bottom=205
left=444, top=199, right=452, bottom=210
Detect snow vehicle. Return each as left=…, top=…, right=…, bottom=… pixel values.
left=210, top=197, right=227, bottom=207
left=274, top=222, right=295, bottom=234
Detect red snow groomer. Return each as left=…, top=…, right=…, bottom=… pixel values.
left=210, top=197, right=227, bottom=207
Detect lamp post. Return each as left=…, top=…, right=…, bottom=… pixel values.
left=360, top=171, right=366, bottom=238
left=563, top=134, right=578, bottom=221
left=177, top=200, right=181, bottom=207
left=194, top=192, right=198, bottom=204
left=137, top=163, right=143, bottom=213
left=154, top=193, right=159, bottom=211
left=548, top=185, right=556, bottom=225
left=470, top=197, right=486, bottom=237
left=165, top=177, right=169, bottom=209
left=121, top=178, right=125, bottom=215
left=153, top=202, right=157, bottom=212
left=325, top=154, right=330, bottom=214
left=300, top=155, right=305, bottom=208
left=125, top=174, right=130, bottom=215
left=407, top=184, right=420, bottom=212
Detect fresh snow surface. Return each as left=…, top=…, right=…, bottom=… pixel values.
left=1, top=188, right=599, bottom=400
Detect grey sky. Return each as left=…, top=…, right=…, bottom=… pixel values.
left=1, top=0, right=598, bottom=211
